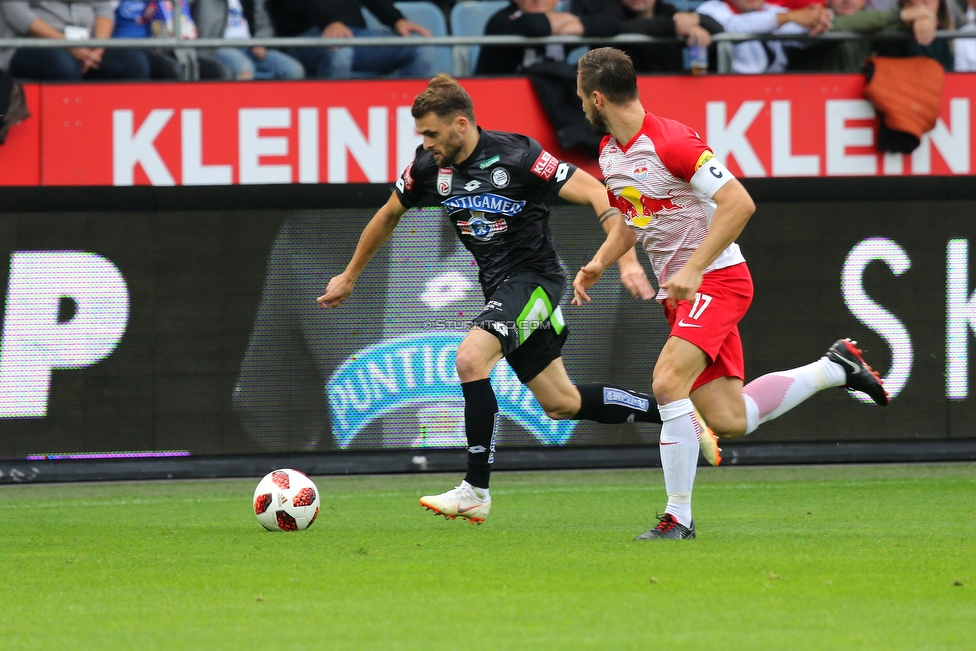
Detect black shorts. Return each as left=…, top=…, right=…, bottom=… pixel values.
left=472, top=271, right=570, bottom=383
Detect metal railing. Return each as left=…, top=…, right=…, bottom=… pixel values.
left=0, top=29, right=970, bottom=76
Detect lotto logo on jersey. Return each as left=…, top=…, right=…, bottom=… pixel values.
left=531, top=150, right=559, bottom=180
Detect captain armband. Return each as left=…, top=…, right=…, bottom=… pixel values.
left=690, top=156, right=734, bottom=199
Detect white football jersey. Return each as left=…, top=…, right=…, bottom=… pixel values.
left=600, top=112, right=744, bottom=300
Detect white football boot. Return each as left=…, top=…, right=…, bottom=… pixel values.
left=420, top=480, right=491, bottom=525
left=694, top=406, right=722, bottom=466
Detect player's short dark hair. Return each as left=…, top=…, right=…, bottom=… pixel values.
left=577, top=48, right=639, bottom=105
left=412, top=74, right=476, bottom=123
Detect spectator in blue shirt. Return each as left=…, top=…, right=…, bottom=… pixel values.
left=113, top=0, right=232, bottom=78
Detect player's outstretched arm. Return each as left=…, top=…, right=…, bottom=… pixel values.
left=317, top=192, right=408, bottom=309
left=572, top=210, right=638, bottom=306
left=661, top=178, right=755, bottom=306
left=557, top=167, right=653, bottom=300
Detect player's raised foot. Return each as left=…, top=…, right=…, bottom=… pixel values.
left=826, top=338, right=889, bottom=406
left=694, top=406, right=722, bottom=466
left=699, top=426, right=722, bottom=466
left=635, top=513, right=696, bottom=540
left=419, top=481, right=491, bottom=525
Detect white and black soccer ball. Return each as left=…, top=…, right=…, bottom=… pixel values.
left=253, top=468, right=321, bottom=531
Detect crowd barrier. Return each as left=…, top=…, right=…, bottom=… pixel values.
left=0, top=25, right=969, bottom=76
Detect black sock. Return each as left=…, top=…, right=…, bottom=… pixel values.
left=461, top=378, right=498, bottom=489
left=574, top=384, right=661, bottom=424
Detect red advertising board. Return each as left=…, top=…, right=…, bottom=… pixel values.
left=36, top=78, right=578, bottom=187
left=640, top=74, right=973, bottom=178
left=0, top=74, right=972, bottom=187
left=0, top=83, right=40, bottom=186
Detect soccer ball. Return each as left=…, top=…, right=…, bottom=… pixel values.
left=253, top=468, right=321, bottom=531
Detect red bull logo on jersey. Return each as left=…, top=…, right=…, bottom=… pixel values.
left=632, top=159, right=650, bottom=181
left=613, top=186, right=683, bottom=227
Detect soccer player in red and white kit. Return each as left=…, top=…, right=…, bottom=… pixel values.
left=572, top=48, right=888, bottom=540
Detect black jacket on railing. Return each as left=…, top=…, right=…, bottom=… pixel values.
left=573, top=0, right=723, bottom=73
left=475, top=1, right=619, bottom=75
left=266, top=0, right=404, bottom=37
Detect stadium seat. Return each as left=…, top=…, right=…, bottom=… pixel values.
left=362, top=1, right=453, bottom=76
left=554, top=0, right=587, bottom=67
left=670, top=0, right=705, bottom=10
left=450, top=1, right=508, bottom=77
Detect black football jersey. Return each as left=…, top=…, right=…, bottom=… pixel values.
left=395, top=129, right=578, bottom=296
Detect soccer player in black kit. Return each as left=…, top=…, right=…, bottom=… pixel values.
left=318, top=74, right=713, bottom=523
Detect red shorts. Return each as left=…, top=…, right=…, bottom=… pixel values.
left=662, top=263, right=753, bottom=391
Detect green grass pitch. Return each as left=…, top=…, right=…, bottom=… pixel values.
left=1, top=463, right=974, bottom=650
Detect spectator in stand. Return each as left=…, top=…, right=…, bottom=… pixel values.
left=193, top=0, right=304, bottom=79
left=573, top=0, right=723, bottom=73
left=875, top=0, right=954, bottom=68
left=696, top=0, right=831, bottom=73
left=476, top=0, right=619, bottom=75
left=0, top=0, right=150, bottom=80
left=266, top=0, right=434, bottom=79
left=113, top=0, right=233, bottom=78
left=867, top=0, right=966, bottom=25
left=787, top=0, right=938, bottom=70
left=956, top=0, right=976, bottom=70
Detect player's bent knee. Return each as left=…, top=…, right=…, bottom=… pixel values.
left=455, top=346, right=491, bottom=382
left=535, top=394, right=578, bottom=420
left=652, top=374, right=686, bottom=406
left=711, top=415, right=747, bottom=439
left=541, top=404, right=577, bottom=420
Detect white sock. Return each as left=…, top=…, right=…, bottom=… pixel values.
left=658, top=398, right=700, bottom=527
left=462, top=481, right=490, bottom=501
left=742, top=357, right=846, bottom=435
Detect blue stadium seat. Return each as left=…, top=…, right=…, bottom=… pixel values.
left=670, top=0, right=705, bottom=10
left=450, top=1, right=508, bottom=77
left=362, top=1, right=453, bottom=76
left=555, top=0, right=587, bottom=66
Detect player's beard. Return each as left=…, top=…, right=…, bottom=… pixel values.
left=586, top=106, right=610, bottom=136
left=433, top=131, right=465, bottom=167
